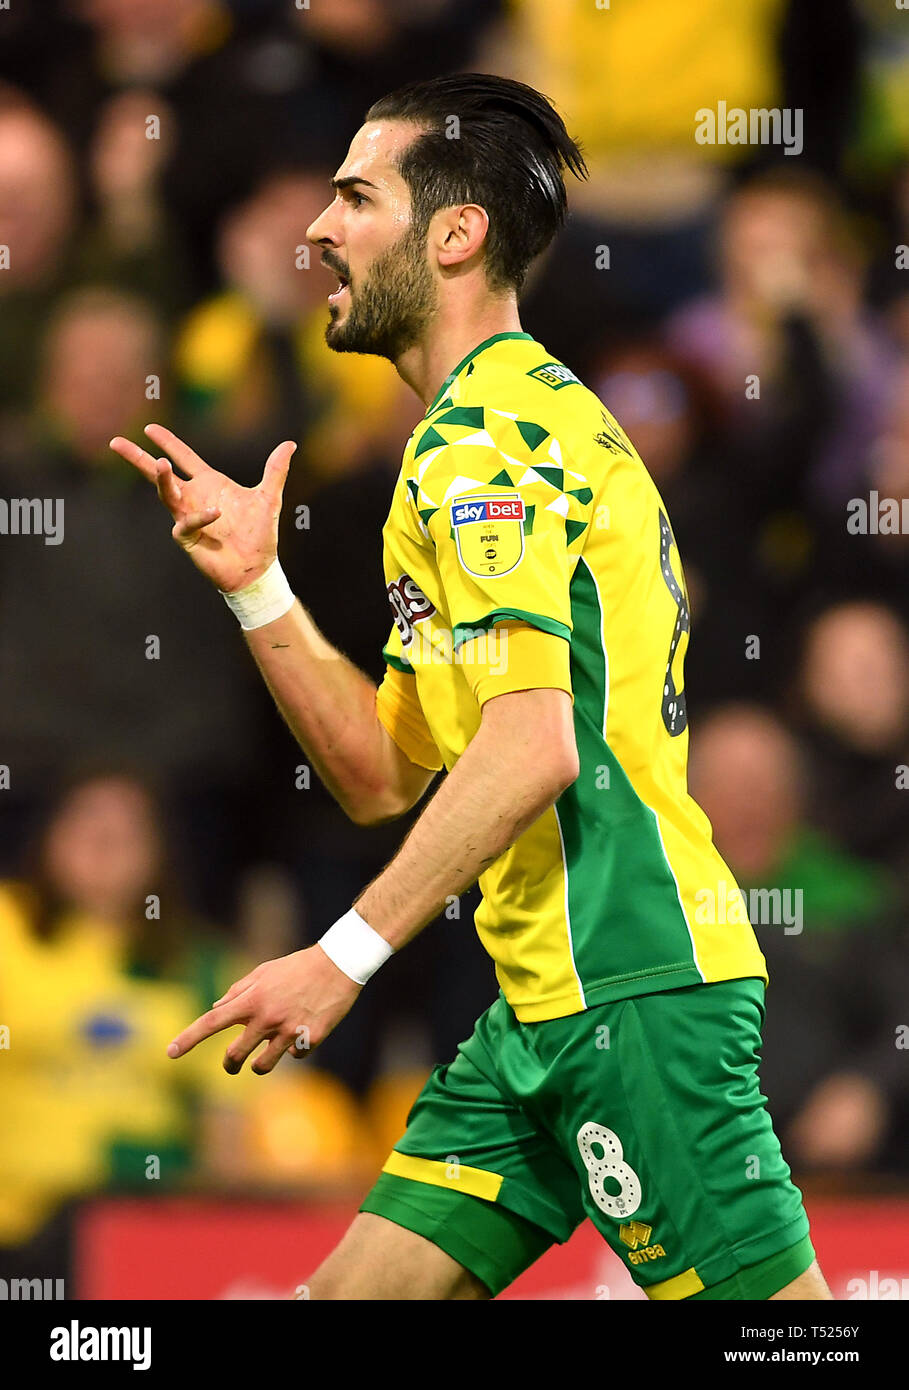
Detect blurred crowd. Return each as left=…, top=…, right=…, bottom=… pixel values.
left=2, top=0, right=909, bottom=1283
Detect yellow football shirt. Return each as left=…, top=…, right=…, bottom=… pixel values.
left=376, top=332, right=767, bottom=1022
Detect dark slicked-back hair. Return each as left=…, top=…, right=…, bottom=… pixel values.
left=366, top=73, right=587, bottom=292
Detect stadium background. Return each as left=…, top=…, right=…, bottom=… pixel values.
left=1, top=0, right=908, bottom=1299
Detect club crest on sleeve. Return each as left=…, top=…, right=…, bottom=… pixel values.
left=450, top=494, right=525, bottom=578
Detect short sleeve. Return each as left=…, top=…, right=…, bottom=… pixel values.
left=460, top=622, right=573, bottom=708
left=375, top=625, right=445, bottom=772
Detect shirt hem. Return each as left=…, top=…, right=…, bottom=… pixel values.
left=511, top=965, right=768, bottom=1022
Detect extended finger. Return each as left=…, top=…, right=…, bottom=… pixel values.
left=145, top=422, right=209, bottom=478
left=109, top=435, right=162, bottom=485
left=259, top=440, right=297, bottom=505
left=167, top=995, right=249, bottom=1059
left=154, top=458, right=183, bottom=512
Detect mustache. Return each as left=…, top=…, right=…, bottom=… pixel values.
left=321, top=252, right=351, bottom=281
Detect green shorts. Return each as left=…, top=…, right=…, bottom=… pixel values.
left=360, top=977, right=813, bottom=1298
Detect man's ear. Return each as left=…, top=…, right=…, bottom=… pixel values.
left=433, top=204, right=490, bottom=270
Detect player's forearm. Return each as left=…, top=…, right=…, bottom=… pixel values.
left=243, top=599, right=398, bottom=821
left=352, top=693, right=578, bottom=949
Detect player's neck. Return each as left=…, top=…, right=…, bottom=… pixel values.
left=395, top=297, right=523, bottom=409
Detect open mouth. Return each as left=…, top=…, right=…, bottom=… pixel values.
left=328, top=273, right=350, bottom=304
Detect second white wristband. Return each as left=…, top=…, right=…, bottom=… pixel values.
left=220, top=558, right=295, bottom=631
left=317, top=908, right=394, bottom=985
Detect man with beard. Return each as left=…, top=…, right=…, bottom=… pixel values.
left=110, top=74, right=830, bottom=1301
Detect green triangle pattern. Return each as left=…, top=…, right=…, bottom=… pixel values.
left=489, top=468, right=515, bottom=487
left=534, top=465, right=564, bottom=489
left=437, top=407, right=485, bottom=428
left=566, top=518, right=588, bottom=546
left=523, top=503, right=535, bottom=535
left=406, top=478, right=419, bottom=503
left=414, top=425, right=448, bottom=458
left=516, top=420, right=549, bottom=452
left=418, top=507, right=438, bottom=526
left=567, top=487, right=593, bottom=504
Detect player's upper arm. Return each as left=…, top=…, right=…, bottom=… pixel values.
left=478, top=682, right=579, bottom=792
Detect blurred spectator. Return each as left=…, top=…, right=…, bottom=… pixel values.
left=0, top=767, right=251, bottom=1284
left=792, top=601, right=909, bottom=875
left=294, top=0, right=505, bottom=98
left=0, top=287, right=263, bottom=915
left=0, top=766, right=370, bottom=1286
left=173, top=168, right=404, bottom=484
left=667, top=169, right=900, bottom=520
left=798, top=354, right=909, bottom=636
left=77, top=88, right=194, bottom=317
left=689, top=703, right=908, bottom=1175
left=0, top=85, right=193, bottom=436
left=0, top=92, right=78, bottom=422
left=494, top=0, right=788, bottom=364
left=18, top=0, right=503, bottom=293
left=591, top=341, right=765, bottom=704
left=498, top=0, right=784, bottom=182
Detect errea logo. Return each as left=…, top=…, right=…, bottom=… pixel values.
left=619, top=1221, right=652, bottom=1250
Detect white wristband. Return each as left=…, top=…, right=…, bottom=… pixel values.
left=317, top=907, right=394, bottom=985
left=220, top=558, right=295, bottom=631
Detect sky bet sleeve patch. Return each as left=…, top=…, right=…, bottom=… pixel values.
left=451, top=494, right=526, bottom=577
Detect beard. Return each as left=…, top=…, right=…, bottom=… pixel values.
left=325, top=222, right=437, bottom=361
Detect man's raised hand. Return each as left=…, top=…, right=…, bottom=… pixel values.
left=109, top=424, right=297, bottom=593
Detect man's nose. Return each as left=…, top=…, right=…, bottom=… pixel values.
left=306, top=204, right=337, bottom=245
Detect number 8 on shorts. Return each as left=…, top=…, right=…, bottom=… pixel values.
left=577, top=1122, right=642, bottom=1219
